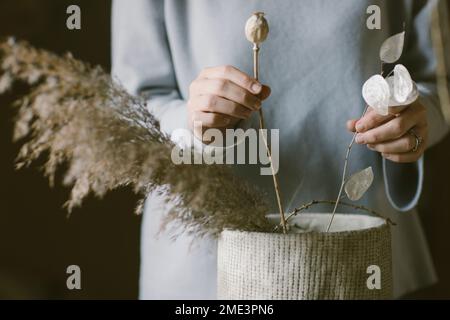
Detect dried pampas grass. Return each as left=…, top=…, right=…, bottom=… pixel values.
left=0, top=39, right=271, bottom=238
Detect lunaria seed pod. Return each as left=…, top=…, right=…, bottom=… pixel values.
left=245, top=12, right=269, bottom=44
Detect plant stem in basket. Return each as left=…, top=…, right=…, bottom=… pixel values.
left=326, top=105, right=369, bottom=232
left=253, top=44, right=287, bottom=234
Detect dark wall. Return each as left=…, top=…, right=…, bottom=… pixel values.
left=0, top=0, right=141, bottom=299
left=0, top=0, right=449, bottom=299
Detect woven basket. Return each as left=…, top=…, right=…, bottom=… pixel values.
left=217, top=213, right=392, bottom=300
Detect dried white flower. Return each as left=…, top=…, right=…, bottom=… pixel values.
left=363, top=64, right=418, bottom=115
left=389, top=82, right=419, bottom=107
left=392, top=64, right=413, bottom=103
left=362, top=75, right=390, bottom=115
left=386, top=76, right=419, bottom=107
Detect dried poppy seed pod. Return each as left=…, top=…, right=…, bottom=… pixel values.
left=245, top=12, right=269, bottom=45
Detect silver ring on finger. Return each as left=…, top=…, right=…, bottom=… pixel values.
left=409, top=129, right=423, bottom=152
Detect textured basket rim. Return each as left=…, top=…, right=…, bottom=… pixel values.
left=222, top=213, right=390, bottom=238
left=218, top=213, right=392, bottom=300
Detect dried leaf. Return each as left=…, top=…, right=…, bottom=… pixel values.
left=393, top=64, right=413, bottom=103
left=344, top=167, right=374, bottom=201
left=387, top=76, right=419, bottom=107
left=362, top=75, right=390, bottom=115
left=380, top=31, right=405, bottom=63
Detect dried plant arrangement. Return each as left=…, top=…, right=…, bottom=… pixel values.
left=274, top=27, right=416, bottom=232
left=0, top=38, right=272, bottom=239
left=244, top=15, right=409, bottom=232
left=323, top=31, right=417, bottom=231
left=0, top=17, right=409, bottom=238
left=243, top=13, right=397, bottom=234
left=0, top=12, right=418, bottom=299
left=216, top=17, right=412, bottom=300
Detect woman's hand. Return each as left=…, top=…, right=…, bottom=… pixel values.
left=347, top=102, right=428, bottom=163
left=188, top=65, right=271, bottom=141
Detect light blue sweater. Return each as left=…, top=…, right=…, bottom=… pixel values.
left=112, top=0, right=449, bottom=298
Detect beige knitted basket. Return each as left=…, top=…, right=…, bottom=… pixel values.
left=217, top=213, right=392, bottom=300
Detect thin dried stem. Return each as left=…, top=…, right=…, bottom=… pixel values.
left=253, top=43, right=287, bottom=233
left=326, top=55, right=387, bottom=232
left=326, top=105, right=369, bottom=232
left=274, top=199, right=396, bottom=232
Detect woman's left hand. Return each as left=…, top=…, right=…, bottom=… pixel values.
left=347, top=101, right=428, bottom=163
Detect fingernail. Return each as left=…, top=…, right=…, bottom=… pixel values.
left=355, top=134, right=364, bottom=144
left=356, top=122, right=365, bottom=132
left=251, top=82, right=262, bottom=94
left=367, top=144, right=375, bottom=150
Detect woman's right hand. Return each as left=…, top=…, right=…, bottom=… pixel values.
left=187, top=65, right=271, bottom=141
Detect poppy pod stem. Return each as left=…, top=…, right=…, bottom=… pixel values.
left=247, top=13, right=287, bottom=234
left=253, top=44, right=259, bottom=80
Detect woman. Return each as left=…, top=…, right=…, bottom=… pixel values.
left=112, top=0, right=449, bottom=299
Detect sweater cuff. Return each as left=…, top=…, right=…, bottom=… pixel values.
left=171, top=115, right=256, bottom=155
left=146, top=93, right=188, bottom=135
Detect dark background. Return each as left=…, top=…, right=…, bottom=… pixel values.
left=0, top=0, right=141, bottom=299
left=0, top=0, right=449, bottom=299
